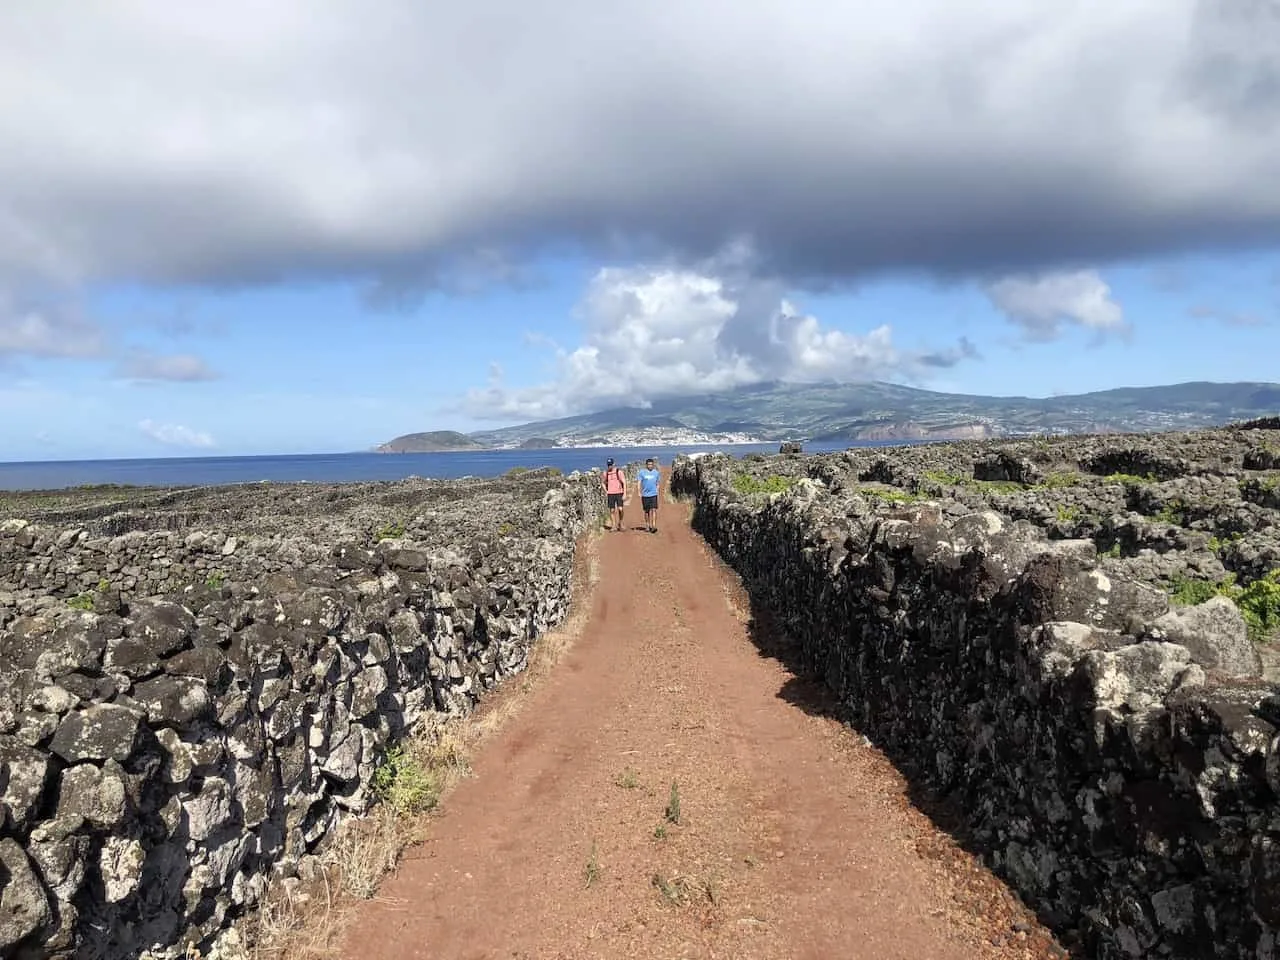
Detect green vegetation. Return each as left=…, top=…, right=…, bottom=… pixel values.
left=1039, top=471, right=1081, bottom=489
left=504, top=465, right=563, bottom=479
left=96, top=578, right=110, bottom=593
left=375, top=521, right=407, bottom=541
left=369, top=745, right=441, bottom=816
left=1100, top=542, right=1122, bottom=559
left=1168, top=574, right=1226, bottom=608
left=731, top=473, right=796, bottom=496
left=923, top=470, right=965, bottom=486
left=1238, top=571, right=1280, bottom=640
left=497, top=522, right=514, bottom=537
left=1055, top=504, right=1079, bottom=524
left=1167, top=570, right=1280, bottom=641
left=1208, top=533, right=1243, bottom=555
left=615, top=768, right=639, bottom=789
left=1154, top=499, right=1189, bottom=525
left=584, top=841, right=601, bottom=888
left=205, top=571, right=226, bottom=589
left=859, top=487, right=920, bottom=504
left=664, top=781, right=682, bottom=825
left=66, top=593, right=95, bottom=611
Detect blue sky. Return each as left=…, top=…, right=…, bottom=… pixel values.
left=2, top=3, right=1279, bottom=461
left=3, top=249, right=1274, bottom=461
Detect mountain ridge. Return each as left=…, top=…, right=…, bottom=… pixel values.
left=385, top=380, right=1280, bottom=450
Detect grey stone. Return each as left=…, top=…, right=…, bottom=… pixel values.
left=131, top=675, right=214, bottom=727
left=48, top=703, right=143, bottom=764
left=98, top=835, right=146, bottom=903
left=0, top=837, right=51, bottom=951
left=0, top=739, right=51, bottom=831
left=1150, top=596, right=1263, bottom=678
left=57, top=762, right=128, bottom=828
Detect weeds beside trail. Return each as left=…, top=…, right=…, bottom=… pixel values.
left=238, top=532, right=600, bottom=960
left=245, top=717, right=470, bottom=960
left=334, top=497, right=1065, bottom=960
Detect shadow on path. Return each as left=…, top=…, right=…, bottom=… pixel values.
left=738, top=590, right=1080, bottom=958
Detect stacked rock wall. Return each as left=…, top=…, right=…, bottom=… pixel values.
left=0, top=472, right=603, bottom=959
left=672, top=430, right=1280, bottom=960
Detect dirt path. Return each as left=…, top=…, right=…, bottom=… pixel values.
left=339, top=496, right=1065, bottom=960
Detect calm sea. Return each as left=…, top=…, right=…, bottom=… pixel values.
left=0, top=441, right=885, bottom=492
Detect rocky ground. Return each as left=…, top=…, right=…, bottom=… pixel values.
left=0, top=468, right=601, bottom=959
left=674, top=422, right=1280, bottom=958
left=747, top=423, right=1280, bottom=667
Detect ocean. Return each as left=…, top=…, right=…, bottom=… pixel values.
left=0, top=441, right=881, bottom=491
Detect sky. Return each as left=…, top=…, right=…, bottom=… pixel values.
left=2, top=1, right=1280, bottom=460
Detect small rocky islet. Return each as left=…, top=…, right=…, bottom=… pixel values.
left=1, top=426, right=1279, bottom=958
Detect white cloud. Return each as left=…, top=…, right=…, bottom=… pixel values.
left=984, top=270, right=1128, bottom=341
left=0, top=2, right=1276, bottom=303
left=115, top=351, right=219, bottom=382
left=138, top=419, right=216, bottom=448
left=464, top=266, right=972, bottom=420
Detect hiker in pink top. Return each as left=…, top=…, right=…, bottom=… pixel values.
left=603, top=458, right=626, bottom=531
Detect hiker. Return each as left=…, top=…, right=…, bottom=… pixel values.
left=603, top=458, right=626, bottom=530
left=637, top=457, right=661, bottom=533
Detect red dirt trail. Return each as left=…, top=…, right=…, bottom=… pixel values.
left=339, top=494, right=1066, bottom=960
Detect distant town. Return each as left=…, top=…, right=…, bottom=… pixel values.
left=531, top=427, right=766, bottom=448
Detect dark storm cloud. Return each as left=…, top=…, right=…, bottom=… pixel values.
left=1, top=0, right=1278, bottom=298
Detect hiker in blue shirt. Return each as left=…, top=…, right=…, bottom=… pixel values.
left=637, top=457, right=662, bottom=533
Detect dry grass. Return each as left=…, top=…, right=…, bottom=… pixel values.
left=236, top=531, right=601, bottom=960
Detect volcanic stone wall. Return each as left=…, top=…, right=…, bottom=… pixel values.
left=0, top=471, right=603, bottom=959
left=672, top=428, right=1280, bottom=960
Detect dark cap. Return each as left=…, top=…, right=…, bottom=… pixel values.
left=606, top=458, right=615, bottom=466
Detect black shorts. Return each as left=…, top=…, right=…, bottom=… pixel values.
left=642, top=495, right=658, bottom=511
left=607, top=493, right=624, bottom=509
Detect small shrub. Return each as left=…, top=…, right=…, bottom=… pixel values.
left=1207, top=533, right=1243, bottom=555
left=497, top=522, right=514, bottom=537
left=96, top=578, right=111, bottom=593
left=1039, top=471, right=1081, bottom=489
left=370, top=745, right=441, bottom=816
left=664, top=781, right=681, bottom=825
left=923, top=470, right=964, bottom=486
left=1168, top=575, right=1223, bottom=607
left=1055, top=504, right=1079, bottom=523
left=67, top=593, right=94, bottom=611
left=859, top=487, right=919, bottom=504
left=615, top=768, right=639, bottom=789
left=731, top=473, right=796, bottom=496
left=1154, top=500, right=1188, bottom=525
left=205, top=571, right=226, bottom=589
left=375, top=521, right=407, bottom=541
left=1100, top=542, right=1122, bottom=559
left=584, top=842, right=600, bottom=888
left=1237, top=570, right=1280, bottom=640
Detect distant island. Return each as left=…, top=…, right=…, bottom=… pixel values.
left=376, top=379, right=1280, bottom=450
left=374, top=431, right=486, bottom=453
